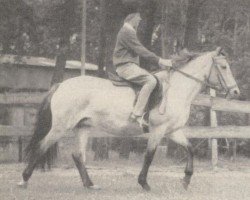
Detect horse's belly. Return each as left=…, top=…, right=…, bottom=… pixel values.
left=86, top=117, right=145, bottom=137
left=87, top=102, right=144, bottom=136
left=51, top=77, right=136, bottom=129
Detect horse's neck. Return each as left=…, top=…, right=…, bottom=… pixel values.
left=169, top=53, right=213, bottom=104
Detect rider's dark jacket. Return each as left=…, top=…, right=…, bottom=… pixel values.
left=113, top=23, right=160, bottom=68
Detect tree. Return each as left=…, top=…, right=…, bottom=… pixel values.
left=137, top=0, right=158, bottom=70
left=47, top=0, right=79, bottom=84
left=97, top=0, right=107, bottom=77
left=0, top=0, right=38, bottom=54
left=183, top=0, right=206, bottom=50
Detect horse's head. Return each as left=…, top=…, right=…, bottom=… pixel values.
left=207, top=47, right=240, bottom=99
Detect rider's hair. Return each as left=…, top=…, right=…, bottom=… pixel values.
left=124, top=13, right=140, bottom=23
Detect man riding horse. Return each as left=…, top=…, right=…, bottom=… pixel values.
left=113, top=13, right=172, bottom=127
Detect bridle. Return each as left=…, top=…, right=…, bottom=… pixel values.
left=171, top=57, right=237, bottom=94
left=210, top=58, right=238, bottom=97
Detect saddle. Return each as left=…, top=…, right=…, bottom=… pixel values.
left=108, top=71, right=166, bottom=116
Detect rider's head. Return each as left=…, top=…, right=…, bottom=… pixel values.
left=124, top=13, right=141, bottom=31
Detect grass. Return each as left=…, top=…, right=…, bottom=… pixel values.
left=1, top=158, right=250, bottom=200
left=1, top=138, right=250, bottom=199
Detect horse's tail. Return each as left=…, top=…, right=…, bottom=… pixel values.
left=24, top=83, right=60, bottom=165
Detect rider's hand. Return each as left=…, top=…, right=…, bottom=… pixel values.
left=159, top=58, right=172, bottom=70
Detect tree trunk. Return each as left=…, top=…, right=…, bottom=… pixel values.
left=160, top=0, right=167, bottom=58
left=184, top=0, right=202, bottom=50
left=137, top=0, right=157, bottom=71
left=233, top=11, right=239, bottom=57
left=137, top=17, right=155, bottom=71
left=105, top=0, right=127, bottom=74
left=51, top=37, right=69, bottom=85
left=98, top=0, right=107, bottom=77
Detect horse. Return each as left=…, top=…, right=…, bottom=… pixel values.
left=18, top=47, right=240, bottom=191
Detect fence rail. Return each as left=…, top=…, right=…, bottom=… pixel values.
left=1, top=125, right=250, bottom=139
left=0, top=92, right=250, bottom=166
left=1, top=92, right=250, bottom=112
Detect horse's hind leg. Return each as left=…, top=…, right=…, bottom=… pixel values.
left=170, top=129, right=194, bottom=190
left=19, top=129, right=62, bottom=188
left=72, top=129, right=100, bottom=190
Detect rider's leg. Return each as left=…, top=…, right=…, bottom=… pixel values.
left=116, top=63, right=157, bottom=117
left=132, top=74, right=156, bottom=116
left=170, top=129, right=194, bottom=190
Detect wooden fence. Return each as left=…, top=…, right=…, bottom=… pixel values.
left=1, top=91, right=250, bottom=168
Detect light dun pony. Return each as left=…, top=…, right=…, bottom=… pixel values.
left=18, top=47, right=240, bottom=191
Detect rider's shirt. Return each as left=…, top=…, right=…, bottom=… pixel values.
left=113, top=23, right=160, bottom=68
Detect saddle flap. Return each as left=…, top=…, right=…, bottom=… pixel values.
left=108, top=72, right=132, bottom=87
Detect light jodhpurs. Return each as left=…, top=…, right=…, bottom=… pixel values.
left=116, top=63, right=157, bottom=116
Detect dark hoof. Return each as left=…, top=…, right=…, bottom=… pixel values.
left=142, top=183, right=151, bottom=191
left=139, top=182, right=151, bottom=191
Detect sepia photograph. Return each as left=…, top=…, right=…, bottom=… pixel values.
left=0, top=0, right=250, bottom=199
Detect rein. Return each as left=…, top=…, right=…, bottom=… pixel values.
left=171, top=64, right=222, bottom=91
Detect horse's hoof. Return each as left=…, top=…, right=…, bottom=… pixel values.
left=181, top=177, right=190, bottom=190
left=182, top=180, right=189, bottom=190
left=88, top=185, right=101, bottom=190
left=17, top=181, right=28, bottom=189
left=141, top=183, right=151, bottom=191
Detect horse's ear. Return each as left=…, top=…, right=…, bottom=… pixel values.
left=215, top=47, right=222, bottom=56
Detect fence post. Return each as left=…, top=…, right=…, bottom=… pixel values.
left=18, top=136, right=23, bottom=162
left=10, top=107, right=25, bottom=162
left=210, top=89, right=218, bottom=170
left=232, top=139, right=237, bottom=162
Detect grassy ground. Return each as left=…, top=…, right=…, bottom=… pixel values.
left=1, top=138, right=250, bottom=200
left=1, top=157, right=250, bottom=200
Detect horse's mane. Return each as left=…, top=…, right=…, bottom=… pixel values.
left=171, top=49, right=203, bottom=68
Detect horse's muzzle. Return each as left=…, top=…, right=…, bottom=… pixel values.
left=228, top=87, right=240, bottom=99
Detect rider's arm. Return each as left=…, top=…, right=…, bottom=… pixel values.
left=120, top=27, right=160, bottom=66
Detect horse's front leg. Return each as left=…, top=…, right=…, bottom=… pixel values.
left=170, top=129, right=194, bottom=190
left=138, top=125, right=166, bottom=191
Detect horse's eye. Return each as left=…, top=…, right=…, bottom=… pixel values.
left=221, top=66, right=227, bottom=69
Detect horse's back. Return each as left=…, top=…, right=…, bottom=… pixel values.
left=52, top=75, right=135, bottom=114
left=60, top=75, right=113, bottom=90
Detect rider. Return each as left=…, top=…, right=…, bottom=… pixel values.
left=113, top=13, right=172, bottom=126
